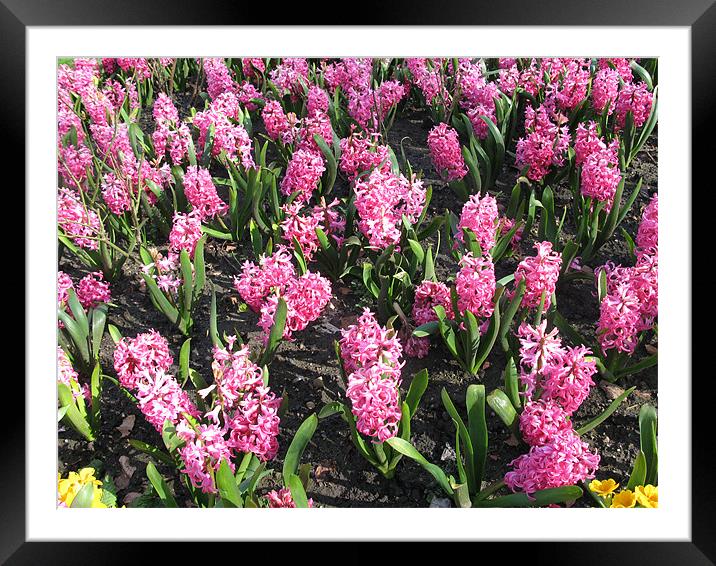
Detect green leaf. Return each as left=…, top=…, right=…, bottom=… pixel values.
left=69, top=483, right=96, bottom=508
left=441, top=388, right=476, bottom=493
left=216, top=459, right=243, bottom=508
left=576, top=386, right=635, bottom=435
left=385, top=437, right=454, bottom=496
left=413, top=321, right=439, bottom=337
left=209, top=287, right=223, bottom=348
left=179, top=338, right=191, bottom=385
left=193, top=237, right=206, bottom=300
left=474, top=485, right=583, bottom=507
left=287, top=473, right=310, bottom=508
left=90, top=305, right=107, bottom=360
left=180, top=248, right=194, bottom=319
left=466, top=384, right=488, bottom=489
left=107, top=324, right=122, bottom=345
left=639, top=404, right=658, bottom=486
left=260, top=297, right=287, bottom=365
left=283, top=414, right=318, bottom=482
left=58, top=383, right=94, bottom=441
left=146, top=461, right=178, bottom=507
left=486, top=389, right=518, bottom=432
left=626, top=451, right=648, bottom=491
left=405, top=369, right=429, bottom=418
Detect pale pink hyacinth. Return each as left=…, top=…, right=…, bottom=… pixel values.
left=596, top=252, right=658, bottom=355
left=504, top=429, right=600, bottom=495
left=614, top=82, right=653, bottom=130
left=234, top=246, right=296, bottom=312
left=427, top=123, right=467, bottom=182
left=261, top=100, right=298, bottom=145
left=193, top=93, right=255, bottom=169
left=455, top=192, right=499, bottom=251
left=178, top=424, right=234, bottom=493
left=338, top=128, right=390, bottom=182
left=270, top=58, right=309, bottom=99
left=353, top=169, right=426, bottom=250
left=58, top=346, right=87, bottom=400
left=101, top=173, right=131, bottom=215
left=511, top=241, right=562, bottom=311
left=113, top=330, right=174, bottom=390
left=516, top=320, right=564, bottom=393
left=598, top=58, right=633, bottom=82
left=636, top=194, right=658, bottom=253
left=580, top=141, right=622, bottom=210
left=211, top=340, right=264, bottom=413
left=280, top=149, right=326, bottom=203
left=515, top=105, right=571, bottom=182
left=57, top=187, right=101, bottom=250
left=407, top=280, right=454, bottom=359
left=227, top=385, right=282, bottom=461
left=258, top=272, right=332, bottom=341
left=455, top=253, right=496, bottom=320
left=136, top=367, right=200, bottom=432
left=76, top=272, right=111, bottom=310
left=541, top=345, right=597, bottom=414
left=340, top=309, right=404, bottom=442
left=182, top=166, right=228, bottom=220
left=592, top=68, right=620, bottom=115
left=169, top=212, right=203, bottom=257
left=152, top=93, right=191, bottom=165
left=519, top=399, right=573, bottom=447
left=57, top=272, right=74, bottom=309
left=266, top=488, right=314, bottom=508
left=203, top=57, right=235, bottom=100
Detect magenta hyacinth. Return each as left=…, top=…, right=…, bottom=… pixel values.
left=427, top=123, right=467, bottom=182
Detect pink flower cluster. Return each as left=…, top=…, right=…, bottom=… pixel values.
left=261, top=100, right=299, bottom=145
left=152, top=92, right=191, bottom=165
left=504, top=428, right=600, bottom=494
left=598, top=58, right=634, bottom=82
left=455, top=192, right=498, bottom=251
left=280, top=199, right=345, bottom=261
left=57, top=346, right=88, bottom=400
left=596, top=252, right=658, bottom=355
left=280, top=149, right=326, bottom=203
left=427, top=123, right=467, bottom=182
left=575, top=122, right=622, bottom=209
left=515, top=105, right=571, bottom=182
left=169, top=212, right=203, bottom=257
left=516, top=321, right=597, bottom=413
left=57, top=187, right=101, bottom=250
left=338, top=128, right=390, bottom=182
left=234, top=247, right=332, bottom=341
left=455, top=253, right=496, bottom=320
left=100, top=173, right=131, bottom=215
left=270, top=58, right=309, bottom=99
left=615, top=82, right=654, bottom=130
left=266, top=488, right=314, bottom=508
left=511, top=241, right=562, bottom=310
left=182, top=166, right=228, bottom=220
left=636, top=194, right=658, bottom=253
left=505, top=321, right=600, bottom=495
left=592, top=68, right=620, bottom=115
left=353, top=169, right=426, bottom=250
left=203, top=58, right=235, bottom=100
left=407, top=280, right=453, bottom=359
left=57, top=271, right=111, bottom=311
left=339, top=309, right=404, bottom=442
left=455, top=59, right=499, bottom=139
left=193, top=92, right=255, bottom=169
left=141, top=249, right=183, bottom=295
left=406, top=58, right=451, bottom=107
left=552, top=59, right=591, bottom=111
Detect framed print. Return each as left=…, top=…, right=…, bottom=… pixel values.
left=5, top=0, right=710, bottom=562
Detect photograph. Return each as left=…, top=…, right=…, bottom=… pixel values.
left=54, top=55, right=660, bottom=511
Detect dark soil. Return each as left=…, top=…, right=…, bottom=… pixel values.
left=58, top=108, right=658, bottom=508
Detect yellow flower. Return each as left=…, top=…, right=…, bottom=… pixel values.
left=57, top=468, right=106, bottom=508
left=635, top=485, right=658, bottom=508
left=589, top=478, right=619, bottom=497
left=610, top=489, right=636, bottom=508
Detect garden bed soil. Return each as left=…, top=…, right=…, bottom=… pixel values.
left=58, top=108, right=658, bottom=508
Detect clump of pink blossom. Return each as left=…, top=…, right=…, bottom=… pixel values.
left=455, top=253, right=496, bottom=320
left=182, top=166, right=228, bottom=220
left=592, top=68, right=620, bottom=115
left=504, top=429, right=600, bottom=495
left=338, top=128, right=390, bottom=181
left=615, top=82, right=653, bottom=130
left=193, top=93, right=255, bottom=169
left=511, top=241, right=562, bottom=311
left=57, top=187, right=101, bottom=250
left=455, top=192, right=498, bottom=251
left=178, top=423, right=234, bottom=493
left=580, top=140, right=622, bottom=210
left=280, top=149, right=326, bottom=203
left=636, top=194, right=658, bottom=253
left=203, top=58, right=235, bottom=100
left=152, top=93, right=191, bottom=165
left=515, top=104, right=571, bottom=182
left=169, top=211, right=203, bottom=257
left=427, top=123, right=467, bottom=182
left=262, top=100, right=298, bottom=145
left=407, top=280, right=454, bottom=359
left=234, top=246, right=296, bottom=312
left=227, top=385, right=282, bottom=461
left=75, top=272, right=111, bottom=309
left=353, top=169, right=426, bottom=250
left=339, top=309, right=404, bottom=442
left=270, top=58, right=309, bottom=99
left=519, top=399, right=572, bottom=447
left=113, top=330, right=174, bottom=390
left=266, top=488, right=314, bottom=508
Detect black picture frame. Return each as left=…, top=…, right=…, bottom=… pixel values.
left=6, top=2, right=707, bottom=563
